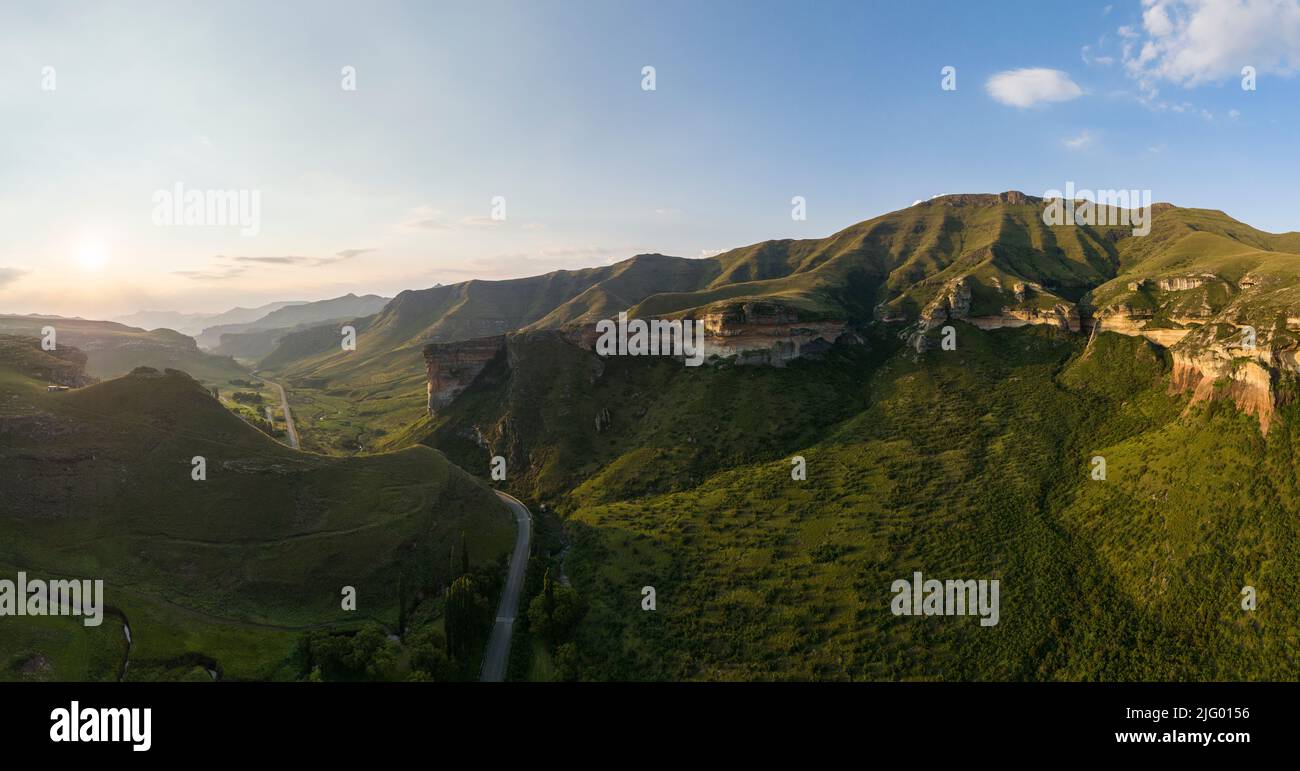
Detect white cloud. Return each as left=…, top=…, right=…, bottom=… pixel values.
left=1124, top=0, right=1300, bottom=88
left=985, top=68, right=1084, bottom=107
left=1081, top=45, right=1115, bottom=66
left=0, top=267, right=26, bottom=288
left=460, top=216, right=504, bottom=227
left=1063, top=129, right=1096, bottom=150
left=400, top=205, right=449, bottom=230
left=1229, top=108, right=1242, bottom=119
left=1143, top=2, right=1175, bottom=37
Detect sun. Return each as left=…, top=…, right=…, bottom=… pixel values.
left=75, top=239, right=110, bottom=272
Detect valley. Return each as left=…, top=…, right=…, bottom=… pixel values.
left=7, top=193, right=1300, bottom=681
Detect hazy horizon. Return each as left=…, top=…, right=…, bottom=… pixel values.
left=6, top=0, right=1300, bottom=319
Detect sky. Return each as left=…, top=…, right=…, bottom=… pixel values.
left=3, top=0, right=1300, bottom=319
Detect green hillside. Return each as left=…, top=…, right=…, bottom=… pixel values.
left=0, top=315, right=248, bottom=385
left=10, top=192, right=1300, bottom=682
left=404, top=194, right=1300, bottom=681
left=254, top=194, right=1300, bottom=460
left=197, top=292, right=390, bottom=351
left=258, top=255, right=722, bottom=453
left=0, top=347, right=513, bottom=681
left=425, top=325, right=1300, bottom=680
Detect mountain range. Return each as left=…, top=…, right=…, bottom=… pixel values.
left=113, top=301, right=306, bottom=338
left=8, top=192, right=1300, bottom=681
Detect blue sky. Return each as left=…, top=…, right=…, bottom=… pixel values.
left=2, top=0, right=1299, bottom=318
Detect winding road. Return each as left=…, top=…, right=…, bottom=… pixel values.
left=480, top=491, right=532, bottom=682
left=251, top=373, right=299, bottom=450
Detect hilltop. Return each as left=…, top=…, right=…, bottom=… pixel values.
left=395, top=193, right=1300, bottom=681
left=113, top=301, right=306, bottom=338
left=198, top=293, right=390, bottom=353
left=0, top=314, right=247, bottom=385
left=0, top=346, right=513, bottom=680
left=10, top=192, right=1300, bottom=682
left=257, top=193, right=1300, bottom=452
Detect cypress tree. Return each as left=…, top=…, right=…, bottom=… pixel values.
left=543, top=568, right=555, bottom=625
left=397, top=573, right=407, bottom=637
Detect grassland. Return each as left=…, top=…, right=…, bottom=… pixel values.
left=426, top=324, right=1300, bottom=680
left=0, top=343, right=515, bottom=680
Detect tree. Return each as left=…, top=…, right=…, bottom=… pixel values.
left=528, top=584, right=586, bottom=645
left=543, top=568, right=555, bottom=626
left=460, top=531, right=470, bottom=577
left=445, top=575, right=490, bottom=668
left=407, top=626, right=453, bottom=681
left=554, top=643, right=580, bottom=682
left=397, top=573, right=407, bottom=637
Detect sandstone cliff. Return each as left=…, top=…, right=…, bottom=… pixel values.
left=698, top=302, right=848, bottom=366
left=423, top=335, right=505, bottom=414
left=1085, top=270, right=1300, bottom=434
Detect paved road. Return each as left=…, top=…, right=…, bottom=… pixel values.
left=480, top=491, right=532, bottom=682
left=252, top=374, right=299, bottom=450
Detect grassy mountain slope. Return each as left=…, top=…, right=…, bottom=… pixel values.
left=257, top=194, right=1300, bottom=457
left=0, top=315, right=247, bottom=385
left=0, top=348, right=513, bottom=680
left=426, top=325, right=1299, bottom=680
left=258, top=255, right=722, bottom=453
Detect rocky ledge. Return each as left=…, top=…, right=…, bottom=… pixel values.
left=423, top=335, right=506, bottom=414
left=698, top=302, right=848, bottom=366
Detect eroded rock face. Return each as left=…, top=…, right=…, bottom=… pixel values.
left=907, top=276, right=974, bottom=352
left=423, top=335, right=506, bottom=413
left=1086, top=307, right=1194, bottom=347
left=1170, top=346, right=1276, bottom=433
left=1082, top=269, right=1300, bottom=433
left=1156, top=275, right=1211, bottom=292
left=929, top=191, right=1040, bottom=206
left=699, top=303, right=847, bottom=366
left=562, top=302, right=849, bottom=367
left=968, top=303, right=1080, bottom=333
left=919, top=277, right=973, bottom=331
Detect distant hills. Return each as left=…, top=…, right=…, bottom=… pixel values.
left=13, top=192, right=1300, bottom=681
left=113, top=301, right=306, bottom=337
left=0, top=314, right=246, bottom=384
left=199, top=293, right=390, bottom=355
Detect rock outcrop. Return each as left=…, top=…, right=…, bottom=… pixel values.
left=562, top=302, right=849, bottom=367
left=907, top=276, right=974, bottom=352
left=1170, top=344, right=1276, bottom=433
left=928, top=191, right=1040, bottom=207
left=968, top=304, right=1080, bottom=333
left=698, top=302, right=848, bottom=366
left=1156, top=275, right=1211, bottom=292
left=423, top=335, right=506, bottom=414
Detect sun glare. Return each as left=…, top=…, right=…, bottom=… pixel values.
left=75, top=239, right=109, bottom=271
